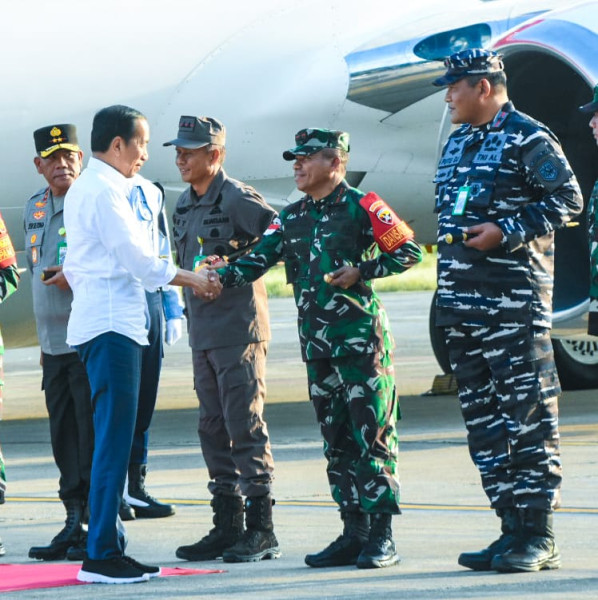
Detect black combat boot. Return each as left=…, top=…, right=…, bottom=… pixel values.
left=176, top=495, right=244, bottom=561
left=29, top=499, right=84, bottom=560
left=66, top=528, right=87, bottom=561
left=356, top=513, right=400, bottom=569
left=491, top=509, right=560, bottom=572
left=222, top=494, right=281, bottom=563
left=119, top=496, right=136, bottom=521
left=125, top=464, right=175, bottom=519
left=458, top=506, right=520, bottom=571
left=305, top=511, right=369, bottom=568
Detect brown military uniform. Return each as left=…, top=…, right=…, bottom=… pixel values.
left=172, top=168, right=276, bottom=497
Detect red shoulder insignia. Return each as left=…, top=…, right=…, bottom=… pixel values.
left=359, top=192, right=414, bottom=252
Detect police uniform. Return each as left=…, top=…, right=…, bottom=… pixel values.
left=24, top=186, right=94, bottom=503
left=220, top=127, right=422, bottom=569
left=24, top=124, right=93, bottom=562
left=433, top=49, right=583, bottom=573
left=579, top=84, right=598, bottom=335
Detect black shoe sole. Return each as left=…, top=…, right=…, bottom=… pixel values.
left=222, top=547, right=282, bottom=563
left=304, top=556, right=358, bottom=568
left=28, top=547, right=69, bottom=561
left=133, top=507, right=175, bottom=519
left=356, top=554, right=401, bottom=569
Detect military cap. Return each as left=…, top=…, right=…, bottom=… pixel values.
left=433, top=48, right=504, bottom=87
left=579, top=84, right=598, bottom=113
left=33, top=124, right=80, bottom=158
left=163, top=116, right=225, bottom=149
left=283, top=128, right=350, bottom=161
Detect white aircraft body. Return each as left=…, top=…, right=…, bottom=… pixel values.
left=2, top=0, right=598, bottom=387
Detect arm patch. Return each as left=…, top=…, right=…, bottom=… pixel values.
left=359, top=192, right=414, bottom=252
left=522, top=140, right=569, bottom=193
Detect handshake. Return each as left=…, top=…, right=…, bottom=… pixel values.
left=190, top=266, right=223, bottom=301
left=175, top=256, right=225, bottom=302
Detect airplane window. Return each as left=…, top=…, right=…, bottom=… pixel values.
left=414, top=24, right=492, bottom=61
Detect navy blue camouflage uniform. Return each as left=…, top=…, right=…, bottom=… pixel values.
left=435, top=102, right=583, bottom=511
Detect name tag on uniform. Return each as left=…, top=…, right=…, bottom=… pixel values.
left=452, top=186, right=470, bottom=216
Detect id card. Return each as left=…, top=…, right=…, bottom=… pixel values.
left=57, top=241, right=67, bottom=265
left=452, top=186, right=470, bottom=216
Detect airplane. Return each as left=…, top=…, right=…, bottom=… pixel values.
left=1, top=0, right=597, bottom=389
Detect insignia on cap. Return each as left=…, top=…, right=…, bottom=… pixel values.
left=179, top=117, right=196, bottom=131
left=50, top=127, right=62, bottom=137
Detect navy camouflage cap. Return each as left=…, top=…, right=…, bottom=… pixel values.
left=433, top=48, right=504, bottom=87
left=163, top=116, right=226, bottom=149
left=579, top=84, right=598, bottom=113
left=283, top=128, right=350, bottom=161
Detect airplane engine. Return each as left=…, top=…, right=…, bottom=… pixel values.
left=430, top=3, right=598, bottom=389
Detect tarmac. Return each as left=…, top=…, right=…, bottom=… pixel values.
left=0, top=291, right=596, bottom=599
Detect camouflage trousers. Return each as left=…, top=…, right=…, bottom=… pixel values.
left=305, top=351, right=401, bottom=514
left=445, top=325, right=562, bottom=511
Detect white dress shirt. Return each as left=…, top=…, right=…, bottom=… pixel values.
left=64, top=157, right=177, bottom=346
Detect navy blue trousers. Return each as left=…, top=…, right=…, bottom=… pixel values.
left=77, top=332, right=142, bottom=559
left=129, top=291, right=163, bottom=466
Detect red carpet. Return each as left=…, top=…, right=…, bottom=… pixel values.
left=0, top=563, right=223, bottom=592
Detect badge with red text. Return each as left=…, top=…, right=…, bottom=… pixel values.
left=359, top=192, right=414, bottom=252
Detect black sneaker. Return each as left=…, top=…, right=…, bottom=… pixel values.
left=0, top=537, right=5, bottom=557
left=122, top=555, right=161, bottom=577
left=77, top=556, right=150, bottom=584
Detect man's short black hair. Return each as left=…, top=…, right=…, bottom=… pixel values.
left=91, top=105, right=146, bottom=153
left=466, top=70, right=507, bottom=89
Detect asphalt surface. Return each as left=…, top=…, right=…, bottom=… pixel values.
left=0, top=292, right=596, bottom=599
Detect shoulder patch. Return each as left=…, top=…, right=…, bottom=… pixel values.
left=537, top=158, right=559, bottom=182
left=359, top=192, right=414, bottom=252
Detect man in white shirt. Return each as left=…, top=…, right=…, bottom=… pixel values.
left=63, top=104, right=221, bottom=584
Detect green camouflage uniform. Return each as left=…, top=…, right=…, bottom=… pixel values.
left=220, top=172, right=422, bottom=514
left=580, top=85, right=598, bottom=335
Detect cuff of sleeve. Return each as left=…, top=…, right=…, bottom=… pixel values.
left=358, top=261, right=373, bottom=281
left=216, top=267, right=229, bottom=286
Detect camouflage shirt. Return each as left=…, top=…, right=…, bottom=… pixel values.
left=588, top=179, right=598, bottom=335
left=435, top=102, right=583, bottom=328
left=220, top=181, right=423, bottom=361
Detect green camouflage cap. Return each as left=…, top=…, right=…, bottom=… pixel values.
left=283, top=128, right=350, bottom=161
left=579, top=84, right=598, bottom=113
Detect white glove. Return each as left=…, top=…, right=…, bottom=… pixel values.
left=165, top=318, right=183, bottom=346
